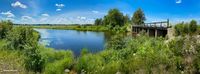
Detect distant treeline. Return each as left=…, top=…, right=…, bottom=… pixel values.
left=14, top=24, right=93, bottom=26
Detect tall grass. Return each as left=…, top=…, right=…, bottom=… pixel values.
left=0, top=50, right=26, bottom=73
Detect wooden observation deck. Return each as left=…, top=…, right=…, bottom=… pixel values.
left=132, top=19, right=171, bottom=37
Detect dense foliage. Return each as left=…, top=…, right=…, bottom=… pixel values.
left=94, top=18, right=103, bottom=26
left=0, top=20, right=13, bottom=39
left=94, top=8, right=130, bottom=31
left=6, top=27, right=40, bottom=50
left=175, top=20, right=198, bottom=36
left=132, top=8, right=146, bottom=25
left=5, top=26, right=44, bottom=72
left=73, top=35, right=200, bottom=74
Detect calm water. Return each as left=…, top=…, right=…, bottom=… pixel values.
left=35, top=29, right=110, bottom=55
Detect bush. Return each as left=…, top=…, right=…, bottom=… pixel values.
left=175, top=23, right=184, bottom=36
left=24, top=46, right=45, bottom=73
left=42, top=50, right=74, bottom=74
left=0, top=20, right=13, bottom=39
left=189, top=20, right=198, bottom=33
left=80, top=48, right=89, bottom=56
left=75, top=54, right=104, bottom=74
left=175, top=20, right=198, bottom=36
left=168, top=35, right=200, bottom=73
left=106, top=34, right=127, bottom=50
left=6, top=26, right=40, bottom=50
left=5, top=26, right=44, bottom=72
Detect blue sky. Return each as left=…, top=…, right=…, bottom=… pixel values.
left=0, top=0, right=200, bottom=24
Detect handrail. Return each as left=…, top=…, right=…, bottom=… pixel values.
left=132, top=19, right=170, bottom=28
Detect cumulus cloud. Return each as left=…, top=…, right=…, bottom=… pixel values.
left=56, top=9, right=62, bottom=11
left=21, top=16, right=33, bottom=21
left=77, top=16, right=86, bottom=20
left=176, top=0, right=182, bottom=4
left=41, top=13, right=49, bottom=17
left=55, top=4, right=65, bottom=8
left=5, top=18, right=15, bottom=21
left=92, top=11, right=99, bottom=14
left=1, top=11, right=15, bottom=18
left=11, top=1, right=27, bottom=9
left=20, top=16, right=37, bottom=24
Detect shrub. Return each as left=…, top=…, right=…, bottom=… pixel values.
left=106, top=34, right=127, bottom=50
left=5, top=26, right=44, bottom=72
left=75, top=54, right=104, bottom=74
left=175, top=23, right=184, bottom=36
left=43, top=56, right=74, bottom=74
left=168, top=36, right=200, bottom=73
left=189, top=20, right=198, bottom=33
left=0, top=20, right=13, bottom=39
left=42, top=50, right=74, bottom=74
left=175, top=20, right=198, bottom=36
left=80, top=48, right=89, bottom=56
left=24, top=46, right=45, bottom=73
left=6, top=26, right=40, bottom=50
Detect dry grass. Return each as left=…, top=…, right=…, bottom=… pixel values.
left=0, top=50, right=27, bottom=74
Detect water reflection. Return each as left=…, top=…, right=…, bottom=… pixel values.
left=35, top=29, right=110, bottom=55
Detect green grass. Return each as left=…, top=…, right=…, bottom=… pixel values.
left=30, top=25, right=108, bottom=32
left=0, top=50, right=26, bottom=73
left=1, top=24, right=200, bottom=74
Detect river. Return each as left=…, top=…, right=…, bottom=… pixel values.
left=35, top=29, right=111, bottom=55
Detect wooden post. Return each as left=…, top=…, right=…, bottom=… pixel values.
left=155, top=29, right=158, bottom=37
left=167, top=19, right=169, bottom=27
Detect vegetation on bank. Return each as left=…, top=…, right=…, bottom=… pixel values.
left=31, top=25, right=108, bottom=32
left=174, top=20, right=198, bottom=36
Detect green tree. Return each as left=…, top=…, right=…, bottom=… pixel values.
left=103, top=9, right=125, bottom=29
left=0, top=20, right=13, bottom=39
left=132, top=8, right=146, bottom=25
left=124, top=14, right=130, bottom=24
left=189, top=20, right=198, bottom=33
left=175, top=20, right=198, bottom=36
left=94, top=18, right=103, bottom=25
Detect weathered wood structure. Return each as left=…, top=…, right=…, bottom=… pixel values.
left=132, top=19, right=171, bottom=37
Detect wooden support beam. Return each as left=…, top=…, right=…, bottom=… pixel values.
left=155, top=29, right=158, bottom=37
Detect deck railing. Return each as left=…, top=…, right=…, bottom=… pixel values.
left=133, top=19, right=171, bottom=28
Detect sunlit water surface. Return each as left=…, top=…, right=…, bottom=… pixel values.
left=35, top=29, right=110, bottom=55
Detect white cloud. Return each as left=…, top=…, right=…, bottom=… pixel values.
left=1, top=11, right=15, bottom=18
left=20, top=16, right=36, bottom=24
left=21, top=16, right=33, bottom=21
left=5, top=18, right=15, bottom=21
left=11, top=1, right=27, bottom=9
left=56, top=9, right=62, bottom=11
left=41, top=14, right=49, bottom=17
left=92, top=11, right=99, bottom=14
left=55, top=4, right=65, bottom=8
left=77, top=16, right=86, bottom=20
left=176, top=0, right=182, bottom=4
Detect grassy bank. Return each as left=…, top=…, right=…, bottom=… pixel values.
left=2, top=34, right=200, bottom=74
left=31, top=25, right=108, bottom=32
